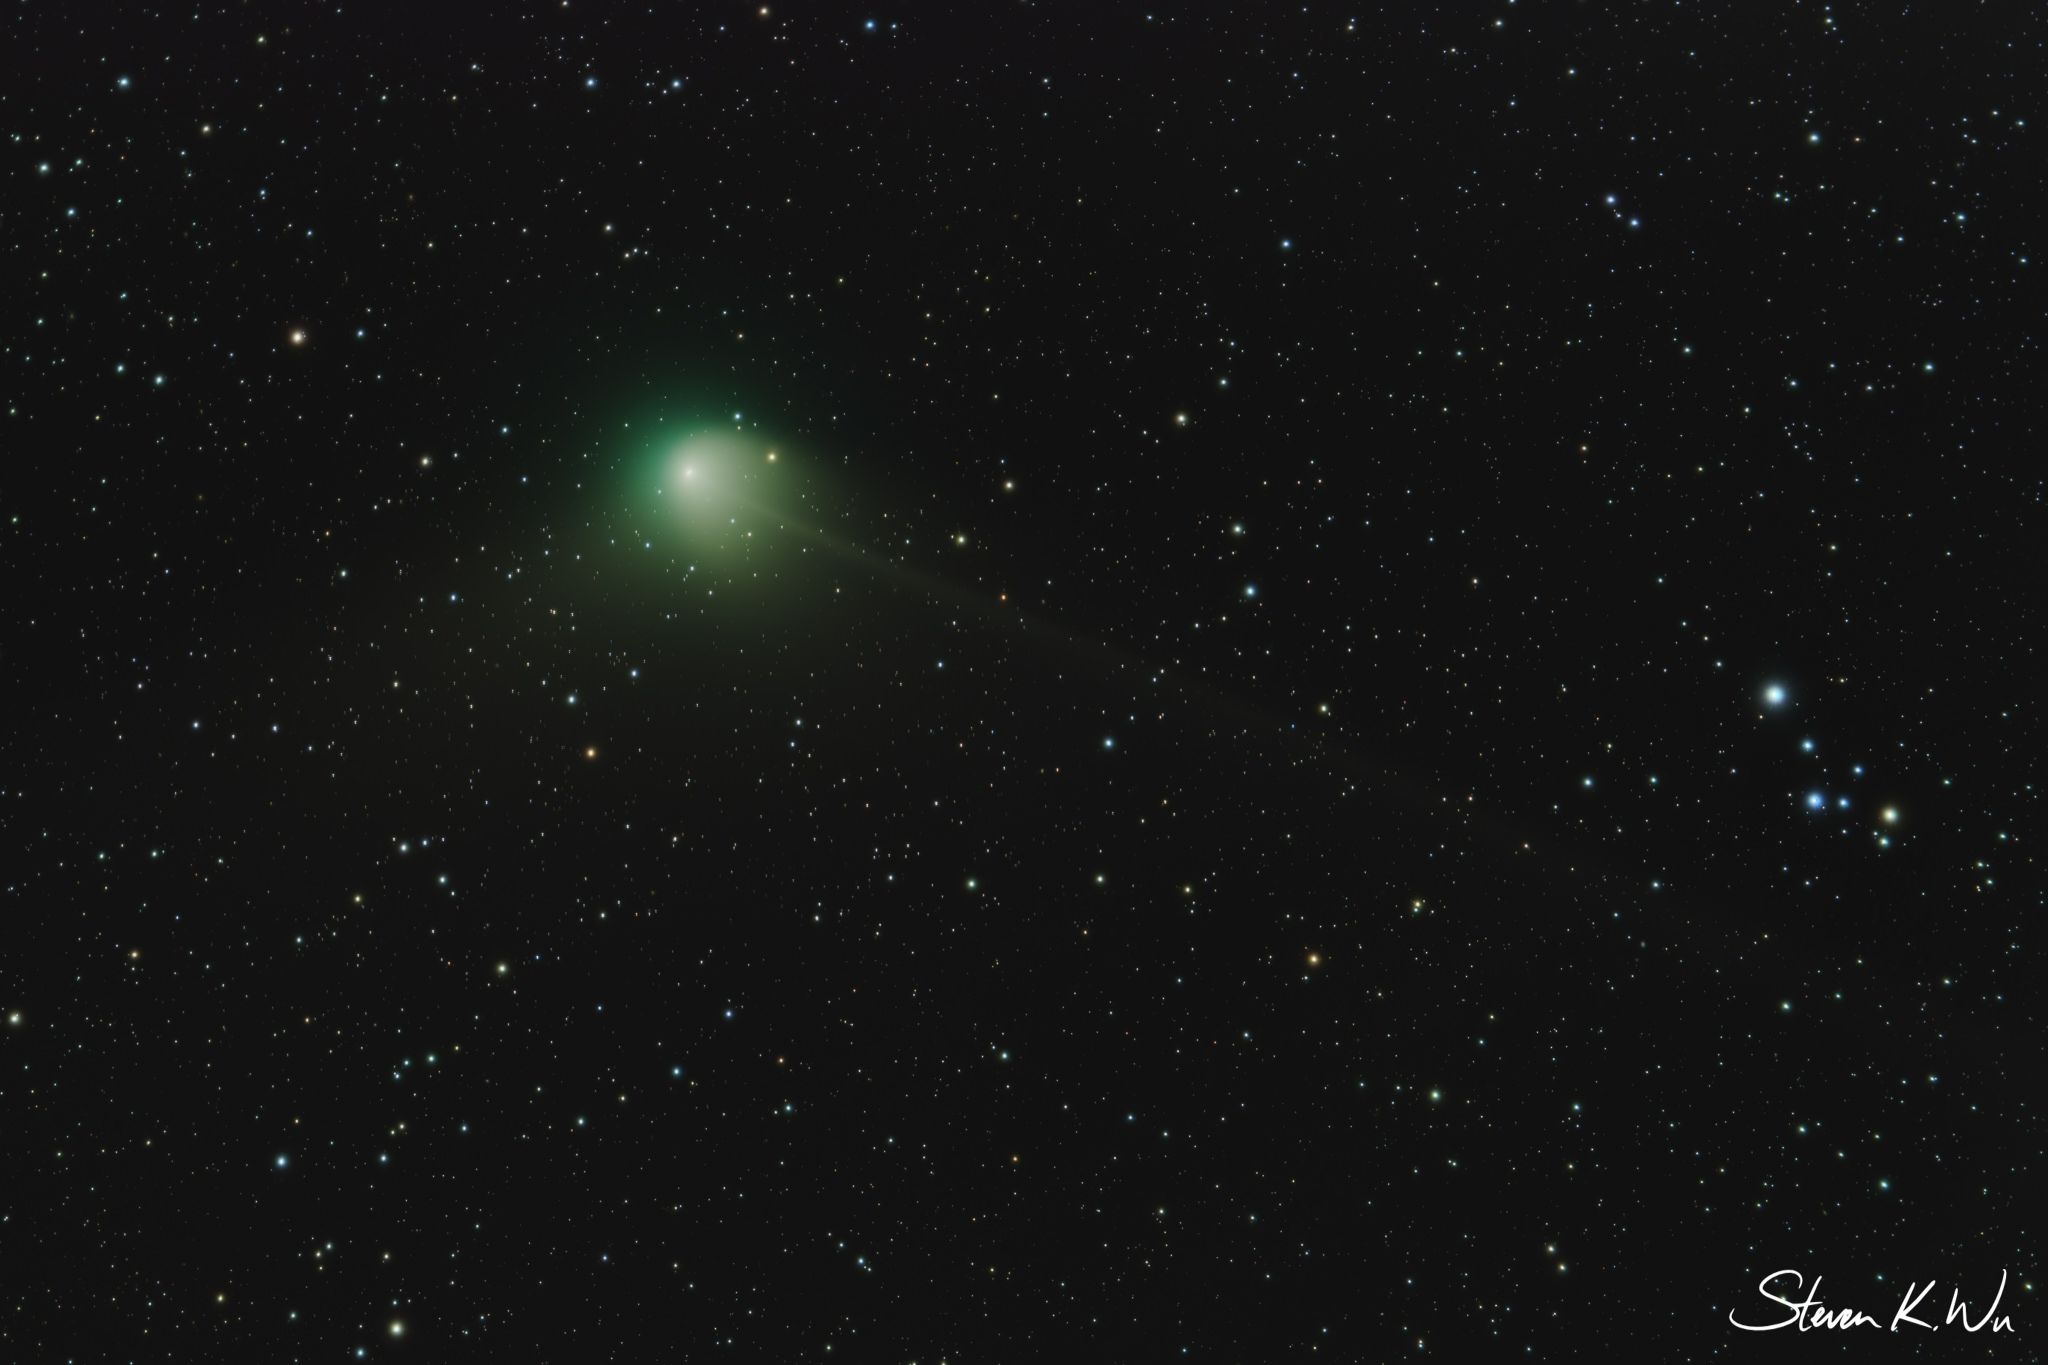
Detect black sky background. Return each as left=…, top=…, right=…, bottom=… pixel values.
left=4, top=2, right=2041, bottom=1359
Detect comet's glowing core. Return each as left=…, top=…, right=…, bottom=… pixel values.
left=665, top=433, right=749, bottom=508
left=601, top=407, right=830, bottom=579
left=643, top=429, right=792, bottom=552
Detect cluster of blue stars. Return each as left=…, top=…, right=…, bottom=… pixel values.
left=1763, top=681, right=1903, bottom=844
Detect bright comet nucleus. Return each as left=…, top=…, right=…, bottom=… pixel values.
left=660, top=431, right=769, bottom=532
left=623, top=420, right=815, bottom=562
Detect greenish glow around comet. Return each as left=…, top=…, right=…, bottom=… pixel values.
left=662, top=431, right=772, bottom=528
left=616, top=419, right=810, bottom=559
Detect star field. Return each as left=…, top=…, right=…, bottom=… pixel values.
left=3, top=3, right=2042, bottom=1359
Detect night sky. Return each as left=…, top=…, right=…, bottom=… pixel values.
left=5, top=3, right=2041, bottom=1359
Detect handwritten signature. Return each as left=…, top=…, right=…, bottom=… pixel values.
left=1731, top=1268, right=2015, bottom=1334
